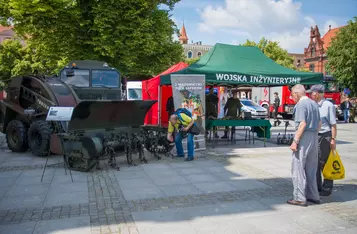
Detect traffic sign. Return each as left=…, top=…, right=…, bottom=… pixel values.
left=343, top=88, right=351, bottom=95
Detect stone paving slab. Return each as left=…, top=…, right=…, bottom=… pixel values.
left=131, top=200, right=353, bottom=234
left=0, top=221, right=37, bottom=234
left=0, top=122, right=356, bottom=233
left=33, top=216, right=91, bottom=234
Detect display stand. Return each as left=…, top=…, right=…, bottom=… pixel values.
left=41, top=107, right=74, bottom=183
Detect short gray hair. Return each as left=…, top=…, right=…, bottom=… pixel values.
left=291, top=84, right=306, bottom=96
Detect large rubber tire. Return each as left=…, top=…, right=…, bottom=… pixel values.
left=5, top=120, right=29, bottom=152
left=28, top=120, right=53, bottom=157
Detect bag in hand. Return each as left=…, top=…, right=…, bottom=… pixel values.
left=323, top=150, right=345, bottom=180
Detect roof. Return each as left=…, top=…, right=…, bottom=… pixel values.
left=160, top=43, right=323, bottom=86
left=65, top=60, right=117, bottom=70
left=322, top=26, right=345, bottom=50
left=179, top=24, right=188, bottom=41
left=157, top=62, right=188, bottom=76
left=0, top=25, right=13, bottom=33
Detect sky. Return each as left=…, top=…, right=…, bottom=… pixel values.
left=166, top=0, right=357, bottom=53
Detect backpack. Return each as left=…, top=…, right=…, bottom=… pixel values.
left=174, top=108, right=193, bottom=122
left=174, top=108, right=200, bottom=135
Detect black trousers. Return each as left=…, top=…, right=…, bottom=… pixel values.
left=317, top=131, right=334, bottom=193
left=274, top=106, right=279, bottom=119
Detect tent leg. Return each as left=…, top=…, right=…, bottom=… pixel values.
left=158, top=85, right=161, bottom=126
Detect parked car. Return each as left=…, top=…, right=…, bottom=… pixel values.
left=240, top=99, right=268, bottom=119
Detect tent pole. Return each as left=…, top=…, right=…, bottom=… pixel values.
left=158, top=85, right=161, bottom=126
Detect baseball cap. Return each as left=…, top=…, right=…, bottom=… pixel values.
left=306, top=84, right=325, bottom=93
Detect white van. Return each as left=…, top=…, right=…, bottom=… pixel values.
left=126, top=81, right=142, bottom=100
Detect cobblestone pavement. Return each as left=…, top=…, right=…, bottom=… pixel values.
left=0, top=121, right=356, bottom=233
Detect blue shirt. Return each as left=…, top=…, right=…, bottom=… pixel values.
left=318, top=99, right=336, bottom=133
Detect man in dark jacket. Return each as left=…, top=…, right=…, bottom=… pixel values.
left=273, top=92, right=281, bottom=126
left=222, top=91, right=242, bottom=139
left=206, top=86, right=219, bottom=138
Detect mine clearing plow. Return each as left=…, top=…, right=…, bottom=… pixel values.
left=0, top=60, right=174, bottom=172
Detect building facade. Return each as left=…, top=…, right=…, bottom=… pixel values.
left=304, top=25, right=344, bottom=75
left=179, top=24, right=213, bottom=59
left=289, top=53, right=304, bottom=69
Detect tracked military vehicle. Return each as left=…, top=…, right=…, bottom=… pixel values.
left=0, top=60, right=172, bottom=172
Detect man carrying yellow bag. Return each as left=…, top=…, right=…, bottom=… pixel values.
left=307, top=84, right=338, bottom=197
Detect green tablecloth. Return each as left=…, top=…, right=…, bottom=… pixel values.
left=206, top=119, right=271, bottom=139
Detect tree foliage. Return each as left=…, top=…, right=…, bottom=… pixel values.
left=0, top=39, right=23, bottom=85
left=184, top=57, right=200, bottom=65
left=241, top=37, right=297, bottom=70
left=326, top=17, right=357, bottom=94
left=0, top=0, right=183, bottom=79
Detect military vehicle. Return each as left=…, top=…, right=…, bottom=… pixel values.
left=0, top=60, right=173, bottom=172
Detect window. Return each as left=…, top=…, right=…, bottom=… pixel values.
left=128, top=88, right=142, bottom=100
left=311, top=47, right=315, bottom=57
left=187, top=51, right=193, bottom=58
left=309, top=64, right=315, bottom=72
left=92, top=70, right=119, bottom=88
left=241, top=100, right=259, bottom=107
left=61, top=69, right=90, bottom=87
left=197, top=52, right=202, bottom=57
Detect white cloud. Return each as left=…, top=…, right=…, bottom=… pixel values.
left=322, top=20, right=338, bottom=35
left=198, top=0, right=304, bottom=34
left=196, top=0, right=339, bottom=52
left=304, top=16, right=316, bottom=28
left=267, top=27, right=311, bottom=52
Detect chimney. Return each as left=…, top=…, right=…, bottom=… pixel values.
left=329, top=25, right=331, bottom=31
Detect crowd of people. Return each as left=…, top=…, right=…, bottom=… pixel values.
left=164, top=83, right=348, bottom=198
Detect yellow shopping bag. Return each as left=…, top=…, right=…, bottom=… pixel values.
left=322, top=150, right=345, bottom=180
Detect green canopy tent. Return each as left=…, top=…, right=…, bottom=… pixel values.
left=160, top=43, right=323, bottom=86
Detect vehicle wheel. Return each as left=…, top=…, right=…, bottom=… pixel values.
left=5, top=120, right=29, bottom=152
left=28, top=120, right=53, bottom=157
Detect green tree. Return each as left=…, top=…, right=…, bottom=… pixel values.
left=0, top=0, right=183, bottom=77
left=241, top=37, right=297, bottom=70
left=0, top=39, right=24, bottom=85
left=326, top=17, right=357, bottom=94
left=184, top=57, right=200, bottom=65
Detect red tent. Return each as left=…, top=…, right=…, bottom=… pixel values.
left=142, top=62, right=188, bottom=126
